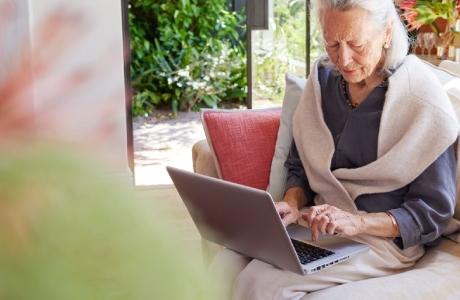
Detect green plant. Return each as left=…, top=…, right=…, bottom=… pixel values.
left=254, top=43, right=289, bottom=101
left=254, top=0, right=323, bottom=102
left=399, top=0, right=460, bottom=32
left=129, top=0, right=247, bottom=115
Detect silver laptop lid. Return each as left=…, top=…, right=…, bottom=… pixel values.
left=166, top=166, right=304, bottom=274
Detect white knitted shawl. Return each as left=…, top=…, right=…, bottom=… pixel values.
left=293, top=55, right=460, bottom=265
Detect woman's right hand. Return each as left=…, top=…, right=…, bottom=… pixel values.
left=275, top=201, right=300, bottom=227
left=274, top=187, right=307, bottom=227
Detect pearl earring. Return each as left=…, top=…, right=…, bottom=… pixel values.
left=384, top=43, right=390, bottom=49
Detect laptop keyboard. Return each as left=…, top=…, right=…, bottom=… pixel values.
left=291, top=239, right=335, bottom=264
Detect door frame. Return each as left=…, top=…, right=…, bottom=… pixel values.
left=121, top=0, right=134, bottom=173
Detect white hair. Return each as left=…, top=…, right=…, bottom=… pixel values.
left=312, top=0, right=409, bottom=72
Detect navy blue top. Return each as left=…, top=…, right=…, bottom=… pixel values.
left=285, top=63, right=456, bottom=249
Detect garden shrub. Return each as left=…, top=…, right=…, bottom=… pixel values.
left=129, top=0, right=247, bottom=115
left=253, top=0, right=323, bottom=102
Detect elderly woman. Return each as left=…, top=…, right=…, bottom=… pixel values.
left=211, top=0, right=459, bottom=298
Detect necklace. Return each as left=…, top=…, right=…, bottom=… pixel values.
left=340, top=76, right=358, bottom=109
left=340, top=76, right=388, bottom=109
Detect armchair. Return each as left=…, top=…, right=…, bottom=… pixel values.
left=191, top=60, right=460, bottom=298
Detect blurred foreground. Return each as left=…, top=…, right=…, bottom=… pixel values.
left=0, top=144, right=218, bottom=299
left=0, top=1, right=220, bottom=298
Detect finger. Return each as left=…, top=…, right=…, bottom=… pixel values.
left=318, top=215, right=330, bottom=234
left=282, top=211, right=297, bottom=226
left=302, top=206, right=320, bottom=228
left=275, top=201, right=290, bottom=214
left=330, top=219, right=346, bottom=235
left=275, top=202, right=299, bottom=227
left=275, top=202, right=292, bottom=220
left=313, top=204, right=332, bottom=219
left=280, top=217, right=290, bottom=227
left=301, top=210, right=312, bottom=228
left=314, top=204, right=330, bottom=212
left=281, top=211, right=298, bottom=227
left=279, top=211, right=291, bottom=225
left=301, top=213, right=310, bottom=228
left=310, top=215, right=321, bottom=241
left=322, top=209, right=340, bottom=234
left=325, top=221, right=337, bottom=235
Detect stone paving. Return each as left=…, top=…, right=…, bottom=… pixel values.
left=133, top=99, right=280, bottom=186
left=133, top=111, right=205, bottom=186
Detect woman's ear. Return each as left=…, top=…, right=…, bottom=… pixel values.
left=384, top=20, right=393, bottom=47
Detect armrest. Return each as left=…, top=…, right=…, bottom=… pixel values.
left=192, top=139, right=218, bottom=178
left=192, top=139, right=222, bottom=262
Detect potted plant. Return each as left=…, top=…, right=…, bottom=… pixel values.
left=398, top=0, right=460, bottom=55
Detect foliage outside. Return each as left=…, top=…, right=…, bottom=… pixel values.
left=130, top=0, right=247, bottom=116
left=253, top=0, right=323, bottom=102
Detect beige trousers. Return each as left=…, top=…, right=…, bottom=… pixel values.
left=210, top=241, right=422, bottom=300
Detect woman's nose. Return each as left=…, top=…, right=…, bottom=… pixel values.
left=337, top=45, right=353, bottom=68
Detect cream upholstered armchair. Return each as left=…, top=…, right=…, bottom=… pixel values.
left=192, top=140, right=218, bottom=180
left=191, top=61, right=460, bottom=299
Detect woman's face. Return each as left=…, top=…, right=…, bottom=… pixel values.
left=322, top=7, right=391, bottom=83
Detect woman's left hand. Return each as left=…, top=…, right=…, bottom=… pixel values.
left=301, top=204, right=363, bottom=241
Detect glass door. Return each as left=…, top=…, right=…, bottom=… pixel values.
left=252, top=0, right=306, bottom=108
left=250, top=0, right=322, bottom=108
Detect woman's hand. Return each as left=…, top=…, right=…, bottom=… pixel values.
left=275, top=187, right=308, bottom=227
left=275, top=201, right=300, bottom=227
left=301, top=204, right=364, bottom=241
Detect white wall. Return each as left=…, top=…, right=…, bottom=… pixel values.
left=0, top=0, right=35, bottom=123
left=0, top=1, right=30, bottom=84
left=26, top=0, right=130, bottom=175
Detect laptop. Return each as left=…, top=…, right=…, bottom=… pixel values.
left=166, top=166, right=369, bottom=275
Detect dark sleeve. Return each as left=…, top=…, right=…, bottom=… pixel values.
left=389, top=144, right=456, bottom=249
left=284, top=141, right=316, bottom=204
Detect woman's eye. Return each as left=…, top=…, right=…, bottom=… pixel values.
left=326, top=43, right=339, bottom=49
left=351, top=44, right=365, bottom=50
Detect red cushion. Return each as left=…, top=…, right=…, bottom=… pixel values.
left=202, top=109, right=281, bottom=190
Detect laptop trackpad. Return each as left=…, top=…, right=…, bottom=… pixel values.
left=286, top=224, right=362, bottom=251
